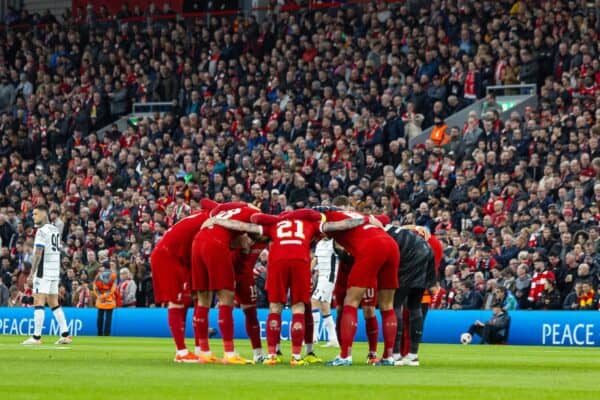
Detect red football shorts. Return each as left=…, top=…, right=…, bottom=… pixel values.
left=267, top=259, right=311, bottom=305
left=334, top=264, right=376, bottom=307
left=191, top=237, right=235, bottom=292
left=150, top=245, right=192, bottom=305
left=347, top=235, right=400, bottom=290
left=234, top=253, right=257, bottom=305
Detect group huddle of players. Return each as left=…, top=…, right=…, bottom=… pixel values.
left=150, top=195, right=442, bottom=367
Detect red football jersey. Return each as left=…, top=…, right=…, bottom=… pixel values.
left=157, top=209, right=211, bottom=264
left=253, top=213, right=321, bottom=264
left=206, top=203, right=260, bottom=244
left=427, top=234, right=444, bottom=272
left=322, top=210, right=389, bottom=256
left=233, top=241, right=268, bottom=272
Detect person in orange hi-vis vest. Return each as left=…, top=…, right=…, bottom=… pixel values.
left=94, top=267, right=117, bottom=336
left=429, top=117, right=450, bottom=146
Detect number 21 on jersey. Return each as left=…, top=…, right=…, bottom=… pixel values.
left=276, top=220, right=305, bottom=239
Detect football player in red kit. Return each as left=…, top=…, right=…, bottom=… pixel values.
left=231, top=237, right=268, bottom=363
left=150, top=198, right=217, bottom=363
left=206, top=208, right=374, bottom=365
left=191, top=202, right=260, bottom=365
left=321, top=196, right=400, bottom=366
left=332, top=244, right=380, bottom=364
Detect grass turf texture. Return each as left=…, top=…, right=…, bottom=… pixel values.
left=0, top=336, right=599, bottom=400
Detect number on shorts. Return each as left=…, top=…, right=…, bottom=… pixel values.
left=363, top=288, right=375, bottom=300
left=276, top=220, right=305, bottom=239
left=249, top=285, right=257, bottom=302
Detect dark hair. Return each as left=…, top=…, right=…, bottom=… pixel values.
left=332, top=195, right=350, bottom=207
left=33, top=204, right=49, bottom=213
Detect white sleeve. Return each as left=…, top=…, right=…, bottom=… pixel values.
left=34, top=228, right=47, bottom=248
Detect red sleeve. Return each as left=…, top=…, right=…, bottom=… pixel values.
left=428, top=235, right=444, bottom=271
left=375, top=214, right=390, bottom=225
left=251, top=213, right=282, bottom=225
left=237, top=206, right=260, bottom=222
left=289, top=209, right=322, bottom=222
left=200, top=198, right=218, bottom=210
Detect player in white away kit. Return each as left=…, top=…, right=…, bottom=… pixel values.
left=22, top=204, right=72, bottom=345
left=311, top=238, right=339, bottom=347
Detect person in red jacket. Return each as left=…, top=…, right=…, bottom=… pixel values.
left=527, top=256, right=556, bottom=307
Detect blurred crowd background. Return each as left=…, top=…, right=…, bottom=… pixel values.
left=0, top=0, right=599, bottom=312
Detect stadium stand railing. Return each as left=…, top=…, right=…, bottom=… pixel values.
left=410, top=84, right=538, bottom=148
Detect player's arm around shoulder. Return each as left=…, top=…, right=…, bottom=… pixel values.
left=202, top=216, right=263, bottom=235
left=320, top=214, right=372, bottom=233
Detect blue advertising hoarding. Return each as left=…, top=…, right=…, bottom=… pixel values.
left=1, top=308, right=598, bottom=346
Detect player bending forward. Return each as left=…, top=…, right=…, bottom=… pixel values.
left=192, top=202, right=260, bottom=365
left=22, top=204, right=72, bottom=345
left=150, top=198, right=218, bottom=363
left=320, top=196, right=400, bottom=366
left=385, top=225, right=437, bottom=367
left=207, top=208, right=374, bottom=365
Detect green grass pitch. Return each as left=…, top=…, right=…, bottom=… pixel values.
left=0, top=336, right=599, bottom=400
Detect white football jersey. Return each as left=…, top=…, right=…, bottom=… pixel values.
left=33, top=223, right=61, bottom=280
left=314, top=239, right=338, bottom=279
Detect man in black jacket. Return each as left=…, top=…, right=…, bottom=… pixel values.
left=464, top=302, right=511, bottom=344
left=453, top=280, right=483, bottom=310
left=385, top=225, right=437, bottom=367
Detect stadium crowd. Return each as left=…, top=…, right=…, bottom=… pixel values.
left=0, top=0, right=600, bottom=313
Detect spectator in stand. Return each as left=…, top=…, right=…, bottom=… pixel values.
left=534, top=279, right=562, bottom=310
left=0, top=277, right=8, bottom=306
left=452, top=280, right=483, bottom=310
left=562, top=282, right=583, bottom=310
left=117, top=267, right=137, bottom=308
left=577, top=281, right=599, bottom=310
left=72, top=279, right=91, bottom=308
left=495, top=286, right=518, bottom=311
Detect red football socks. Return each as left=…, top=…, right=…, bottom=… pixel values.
left=340, top=305, right=358, bottom=358
left=335, top=311, right=342, bottom=345
left=304, top=307, right=314, bottom=346
left=243, top=307, right=262, bottom=350
left=365, top=315, right=379, bottom=354
left=193, top=305, right=210, bottom=352
left=291, top=313, right=305, bottom=355
left=168, top=307, right=187, bottom=351
left=266, top=312, right=281, bottom=355
left=218, top=305, right=235, bottom=353
left=381, top=309, right=397, bottom=359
